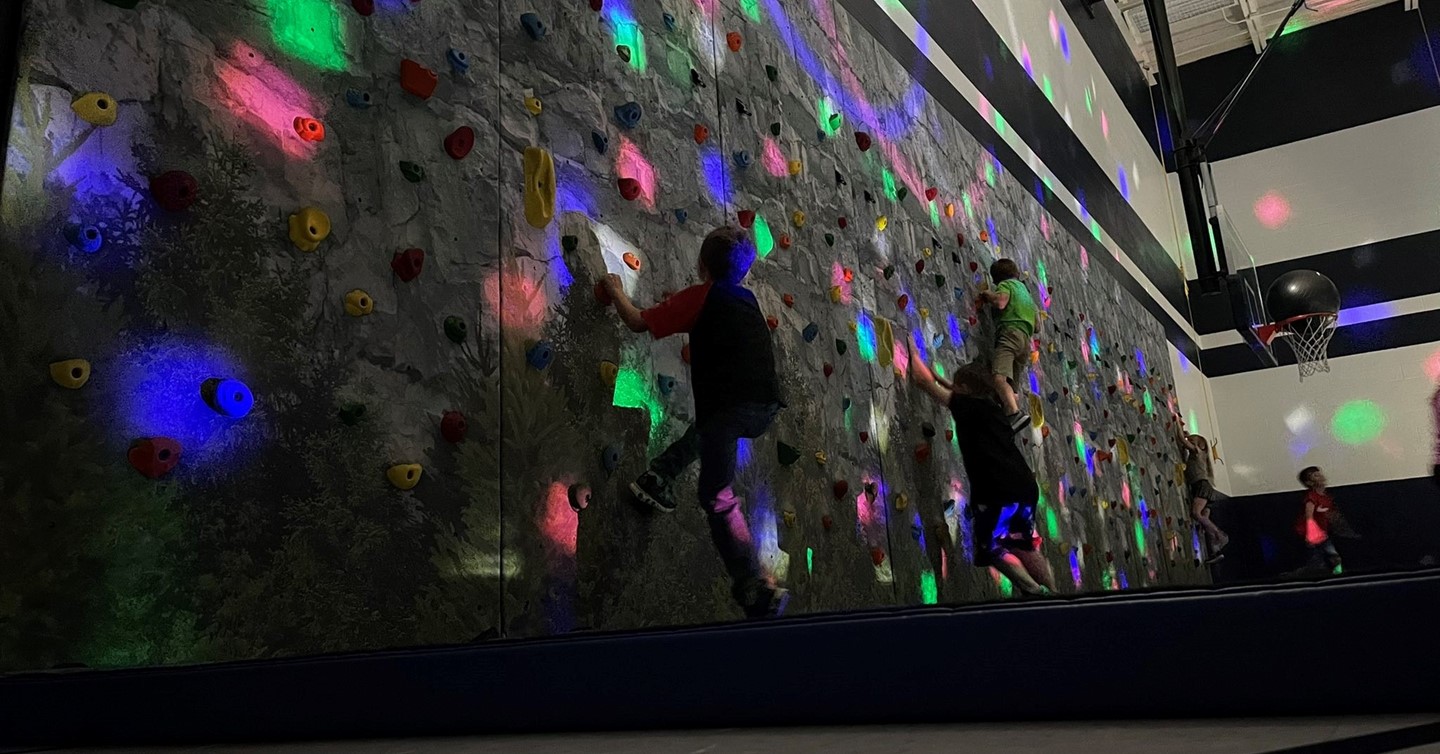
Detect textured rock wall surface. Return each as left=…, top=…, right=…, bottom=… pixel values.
left=0, top=0, right=1207, bottom=671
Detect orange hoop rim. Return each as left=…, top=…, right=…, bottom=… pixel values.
left=1252, top=312, right=1338, bottom=346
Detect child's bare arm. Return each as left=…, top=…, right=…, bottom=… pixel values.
left=1304, top=501, right=1316, bottom=521
left=978, top=288, right=1011, bottom=311
left=603, top=274, right=649, bottom=333
left=906, top=344, right=952, bottom=407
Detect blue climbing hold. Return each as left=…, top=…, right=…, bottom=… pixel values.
left=614, top=102, right=643, bottom=130
left=842, top=397, right=852, bottom=411
left=953, top=288, right=965, bottom=302
left=344, top=88, right=373, bottom=109
left=732, top=150, right=752, bottom=169
left=201, top=377, right=254, bottom=419
left=602, top=444, right=623, bottom=472
left=1048, top=391, right=1060, bottom=403
left=447, top=48, right=470, bottom=74
left=64, top=223, right=103, bottom=253
left=817, top=129, right=827, bottom=141
left=911, top=520, right=924, bottom=540
left=657, top=374, right=676, bottom=395
left=802, top=322, right=820, bottom=343
left=674, top=208, right=688, bottom=224
left=520, top=12, right=548, bottom=40
left=592, top=130, right=609, bottom=154
left=663, top=12, right=676, bottom=30
left=526, top=340, right=554, bottom=370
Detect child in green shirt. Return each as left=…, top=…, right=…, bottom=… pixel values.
left=977, top=258, right=1037, bottom=434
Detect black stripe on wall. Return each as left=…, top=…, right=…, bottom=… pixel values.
left=0, top=0, right=24, bottom=189
left=1058, top=0, right=1163, bottom=161
left=1200, top=306, right=1440, bottom=378
left=1156, top=1, right=1440, bottom=167
left=853, top=0, right=1187, bottom=320
left=838, top=0, right=1200, bottom=363
left=1191, top=228, right=1440, bottom=336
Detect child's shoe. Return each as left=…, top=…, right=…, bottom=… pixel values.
left=1007, top=412, right=1031, bottom=434
left=745, top=587, right=791, bottom=618
left=630, top=471, right=677, bottom=513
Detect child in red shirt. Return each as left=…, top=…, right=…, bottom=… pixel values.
left=1296, top=466, right=1344, bottom=573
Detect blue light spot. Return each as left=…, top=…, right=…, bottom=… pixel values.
left=115, top=337, right=256, bottom=468
left=947, top=313, right=964, bottom=346
left=556, top=162, right=598, bottom=219
left=1118, top=570, right=1129, bottom=589
left=737, top=437, right=753, bottom=468
left=1118, top=164, right=1130, bottom=201
left=1029, top=371, right=1040, bottom=396
left=700, top=147, right=734, bottom=206
left=911, top=328, right=929, bottom=364
left=986, top=216, right=997, bottom=243
left=1060, top=27, right=1071, bottom=62
left=856, top=310, right=877, bottom=362
left=983, top=55, right=994, bottom=80
left=1135, top=348, right=1147, bottom=374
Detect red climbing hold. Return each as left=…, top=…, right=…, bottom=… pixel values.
left=1106, top=551, right=1115, bottom=563
left=859, top=431, right=869, bottom=443
left=440, top=410, right=468, bottom=443
left=766, top=315, right=779, bottom=331
left=681, top=343, right=691, bottom=363
left=870, top=547, right=885, bottom=566
left=837, top=216, right=848, bottom=229
left=842, top=267, right=854, bottom=283
left=854, top=131, right=872, bottom=151
left=915, top=259, right=925, bottom=273
left=782, top=294, right=795, bottom=308
left=726, top=32, right=743, bottom=52
left=738, top=209, right=755, bottom=228
left=823, top=362, right=834, bottom=378
left=391, top=247, right=425, bottom=281
left=967, top=315, right=978, bottom=325
left=694, top=124, right=709, bottom=144
left=957, top=233, right=967, bottom=248
left=779, top=234, right=792, bottom=249
left=128, top=437, right=181, bottom=479
left=150, top=170, right=198, bottom=212
left=444, top=126, right=475, bottom=159
left=945, top=429, right=954, bottom=442
left=822, top=514, right=834, bottom=530
left=915, top=442, right=932, bottom=463
left=969, top=260, right=979, bottom=272
left=925, top=187, right=939, bottom=201
left=590, top=0, right=603, bottom=10
left=294, top=116, right=325, bottom=142
left=594, top=280, right=613, bottom=306
left=832, top=480, right=849, bottom=500
left=400, top=58, right=439, bottom=99
left=618, top=177, right=642, bottom=201
left=896, top=294, right=909, bottom=311
left=352, top=0, right=374, bottom=15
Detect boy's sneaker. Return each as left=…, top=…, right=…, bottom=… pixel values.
left=744, top=587, right=790, bottom=619
left=1007, top=412, right=1031, bottom=434
left=629, top=471, right=677, bottom=513
left=1204, top=551, right=1227, bottom=564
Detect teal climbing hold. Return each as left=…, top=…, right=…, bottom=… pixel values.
left=614, top=102, right=643, bottom=129
left=399, top=161, right=426, bottom=182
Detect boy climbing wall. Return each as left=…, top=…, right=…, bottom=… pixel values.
left=908, top=344, right=1056, bottom=596
left=976, top=258, right=1036, bottom=434
left=599, top=226, right=789, bottom=618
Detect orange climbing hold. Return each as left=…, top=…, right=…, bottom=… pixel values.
left=946, top=203, right=956, bottom=217
left=842, top=267, right=854, bottom=283
left=766, top=315, right=779, bottom=330
left=400, top=58, right=438, bottom=99
left=694, top=124, right=710, bottom=144
left=726, top=32, right=743, bottom=51
left=979, top=230, right=990, bottom=243
left=623, top=252, right=642, bottom=270
left=293, top=116, right=325, bottom=142
left=782, top=293, right=795, bottom=308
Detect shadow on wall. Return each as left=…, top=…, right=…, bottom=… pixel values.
left=1, top=0, right=1205, bottom=673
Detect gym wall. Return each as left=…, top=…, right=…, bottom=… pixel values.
left=0, top=0, right=1204, bottom=674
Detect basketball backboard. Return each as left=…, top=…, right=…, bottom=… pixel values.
left=1214, top=205, right=1279, bottom=368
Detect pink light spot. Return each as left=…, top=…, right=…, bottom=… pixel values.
left=483, top=268, right=550, bottom=339
left=1253, top=191, right=1292, bottom=229
left=762, top=137, right=789, bottom=178
left=1048, top=10, right=1059, bottom=43
left=541, top=481, right=578, bottom=558
left=1122, top=479, right=1131, bottom=508
left=692, top=0, right=717, bottom=17
left=1100, top=110, right=1109, bottom=140
left=892, top=340, right=910, bottom=379
left=616, top=138, right=657, bottom=210
left=1424, top=349, right=1440, bottom=382
left=1040, top=215, right=1051, bottom=241
left=830, top=261, right=853, bottom=302
left=214, top=41, right=323, bottom=159
left=1080, top=246, right=1089, bottom=270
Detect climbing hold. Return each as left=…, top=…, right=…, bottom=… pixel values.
left=201, top=377, right=254, bottom=418
left=945, top=429, right=954, bottom=442
left=734, top=99, right=750, bottom=116
left=836, top=172, right=848, bottom=187
left=399, top=161, right=426, bottom=182
left=829, top=286, right=842, bottom=304
left=822, top=514, right=834, bottom=530
left=657, top=374, right=677, bottom=395
left=291, top=116, right=325, bottom=143
left=895, top=493, right=910, bottom=511
left=738, top=209, right=755, bottom=229
left=618, top=177, right=642, bottom=201
left=681, top=343, right=691, bottom=363
left=400, top=59, right=439, bottom=99
left=387, top=463, right=423, bottom=490
left=925, top=187, right=939, bottom=202
left=726, top=31, right=743, bottom=52
left=769, top=122, right=781, bottom=137
left=842, top=397, right=852, bottom=410
left=590, top=0, right=603, bottom=10
left=344, top=290, right=374, bottom=317
left=601, top=445, right=623, bottom=472
left=64, top=224, right=103, bottom=254
left=802, top=323, right=819, bottom=342
left=863, top=190, right=874, bottom=203
left=934, top=273, right=946, bottom=288
left=859, top=431, right=869, bottom=443
left=732, top=150, right=752, bottom=169
left=914, top=442, right=932, bottom=463
left=693, top=124, right=709, bottom=144
left=49, top=359, right=91, bottom=389
left=788, top=160, right=803, bottom=177
left=128, top=437, right=181, bottom=480
left=444, top=126, right=475, bottom=160
left=789, top=211, right=806, bottom=229
left=568, top=484, right=592, bottom=512
left=71, top=92, right=117, bottom=127
left=526, top=340, right=554, bottom=370
left=782, top=293, right=795, bottom=308
left=896, top=187, right=909, bottom=202
left=663, top=12, right=677, bottom=30
left=523, top=147, right=556, bottom=228
left=691, top=69, right=707, bottom=88
left=391, top=248, right=425, bottom=282
left=766, top=64, right=780, bottom=82
left=882, top=265, right=894, bottom=279
left=766, top=315, right=779, bottom=331
left=875, top=215, right=888, bottom=232
left=150, top=170, right=197, bottom=212
left=921, top=308, right=931, bottom=321
left=783, top=509, right=797, bottom=528
left=345, top=89, right=373, bottom=109
left=870, top=547, right=886, bottom=566
left=923, top=247, right=933, bottom=258
left=946, top=203, right=956, bottom=217
left=591, top=130, right=609, bottom=153
left=614, top=102, right=643, bottom=129
left=338, top=402, right=366, bottom=426
left=835, top=338, right=848, bottom=355
left=599, top=361, right=619, bottom=386
left=623, top=252, right=642, bottom=271
left=443, top=315, right=467, bottom=343
left=837, top=216, right=848, bottom=230
left=446, top=48, right=470, bottom=74
left=674, top=208, right=688, bottom=224
left=823, top=362, right=834, bottom=378
left=915, top=259, right=925, bottom=273
left=520, top=11, right=548, bottom=39
left=288, top=207, right=331, bottom=252
left=778, top=234, right=792, bottom=249
left=525, top=96, right=544, bottom=116
left=832, top=480, right=849, bottom=500
left=979, top=230, right=990, bottom=243
left=922, top=421, right=936, bottom=438
left=616, top=45, right=632, bottom=62
left=440, top=411, right=468, bottom=443
left=854, top=131, right=872, bottom=151
left=896, top=294, right=909, bottom=311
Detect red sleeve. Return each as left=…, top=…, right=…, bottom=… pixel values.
left=641, top=283, right=711, bottom=340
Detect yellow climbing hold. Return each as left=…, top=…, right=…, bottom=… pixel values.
left=829, top=285, right=842, bottom=304
left=599, top=360, right=619, bottom=386
left=344, top=289, right=374, bottom=316
left=524, top=96, right=543, bottom=116
left=523, top=147, right=556, bottom=229
left=876, top=317, right=895, bottom=368
left=288, top=207, right=331, bottom=252
left=792, top=210, right=807, bottom=228
left=788, top=160, right=803, bottom=176
left=875, top=215, right=888, bottom=232
left=894, top=493, right=909, bottom=511
left=49, top=359, right=91, bottom=389
left=922, top=247, right=933, bottom=257
left=387, top=463, right=423, bottom=490
left=1029, top=394, right=1045, bottom=428
left=814, top=451, right=828, bottom=466
left=72, top=92, right=117, bottom=127
left=1117, top=438, right=1130, bottom=465
left=919, top=307, right=929, bottom=320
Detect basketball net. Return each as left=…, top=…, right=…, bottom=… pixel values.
left=1256, top=314, right=1337, bottom=381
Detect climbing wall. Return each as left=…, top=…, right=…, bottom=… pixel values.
left=0, top=0, right=1207, bottom=672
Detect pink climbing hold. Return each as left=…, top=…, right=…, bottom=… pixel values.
left=618, top=177, right=642, bottom=201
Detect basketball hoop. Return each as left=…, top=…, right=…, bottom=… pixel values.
left=1255, top=313, right=1337, bottom=381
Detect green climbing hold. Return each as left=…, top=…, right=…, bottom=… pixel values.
left=777, top=441, right=801, bottom=466
left=824, top=233, right=835, bottom=247
left=770, top=122, right=781, bottom=137
left=883, top=265, right=895, bottom=280
left=835, top=339, right=847, bottom=356
left=444, top=315, right=468, bottom=344
left=896, top=187, right=909, bottom=202
left=561, top=235, right=579, bottom=253
left=399, top=161, right=426, bottom=183
left=934, top=273, right=946, bottom=288
left=828, top=112, right=842, bottom=129
left=766, top=64, right=779, bottom=82
left=338, top=402, right=367, bottom=426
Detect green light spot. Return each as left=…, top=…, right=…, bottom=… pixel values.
left=269, top=0, right=347, bottom=71
left=930, top=202, right=941, bottom=227
left=1090, top=219, right=1102, bottom=240
left=740, top=0, right=761, bottom=21
left=614, top=22, right=648, bottom=73
left=1085, top=87, right=1093, bottom=114
left=920, top=570, right=938, bottom=604
left=934, top=363, right=946, bottom=379
left=1331, top=401, right=1386, bottom=445
left=1134, top=519, right=1145, bottom=553
left=1042, top=76, right=1054, bottom=103
left=994, top=111, right=1007, bottom=137
left=984, top=161, right=996, bottom=187
left=1037, top=259, right=1048, bottom=289
left=807, top=547, right=814, bottom=574
left=962, top=192, right=974, bottom=219
left=1142, top=390, right=1154, bottom=416
left=1046, top=507, right=1059, bottom=540
left=883, top=169, right=898, bottom=201
left=1074, top=430, right=1086, bottom=461
left=613, top=362, right=667, bottom=452
left=1042, top=175, right=1053, bottom=193
left=754, top=215, right=774, bottom=258
left=998, top=574, right=1014, bottom=598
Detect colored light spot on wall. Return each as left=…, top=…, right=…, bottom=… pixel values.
left=616, top=138, right=657, bottom=209
left=1101, top=110, right=1110, bottom=140
left=856, top=310, right=877, bottom=363
left=215, top=42, right=325, bottom=159
left=542, top=481, right=579, bottom=558
left=1020, top=43, right=1033, bottom=79
left=807, top=547, right=814, bottom=574
left=1118, top=164, right=1130, bottom=201
left=114, top=337, right=254, bottom=468
left=762, top=137, right=788, bottom=178
left=1084, top=87, right=1093, bottom=114
left=269, top=0, right=347, bottom=71
left=1041, top=76, right=1054, bottom=103
left=1088, top=328, right=1101, bottom=358
left=484, top=268, right=550, bottom=339
left=930, top=201, right=941, bottom=228
left=613, top=360, right=667, bottom=450
left=1142, top=389, right=1154, bottom=416
left=699, top=147, right=734, bottom=205
left=1133, top=519, right=1146, bottom=555
left=1070, top=549, right=1083, bottom=588
left=1254, top=191, right=1292, bottom=229
left=883, top=169, right=898, bottom=201
left=962, top=192, right=974, bottom=219
left=1424, top=348, right=1440, bottom=382
left=920, top=570, right=938, bottom=604
left=608, top=6, right=648, bottom=73
left=753, top=215, right=775, bottom=258
left=1045, top=506, right=1059, bottom=540
left=1060, top=27, right=1071, bottom=61
left=1073, top=421, right=1086, bottom=463
left=947, top=313, right=964, bottom=346
left=984, top=161, right=996, bottom=188
left=1122, top=479, right=1132, bottom=508
left=817, top=96, right=842, bottom=135
left=997, top=573, right=1014, bottom=598
left=740, top=0, right=761, bottom=21
left=1331, top=401, right=1386, bottom=445
left=736, top=438, right=753, bottom=468
left=1090, top=219, right=1102, bottom=241
left=994, top=110, right=1008, bottom=136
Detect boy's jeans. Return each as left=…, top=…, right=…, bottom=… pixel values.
left=648, top=401, right=782, bottom=602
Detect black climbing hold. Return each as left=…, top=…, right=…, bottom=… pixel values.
left=691, top=68, right=707, bottom=88
left=777, top=441, right=801, bottom=466
left=883, top=265, right=895, bottom=279
left=769, top=122, right=781, bottom=137
left=399, top=161, right=426, bottom=182
left=864, top=190, right=874, bottom=203
left=616, top=45, right=632, bottom=62
left=338, top=402, right=367, bottom=426
left=765, top=64, right=779, bottom=82
left=561, top=235, right=579, bottom=253
left=735, top=98, right=750, bottom=116
left=921, top=422, right=936, bottom=438
left=934, top=274, right=946, bottom=288
left=444, top=316, right=468, bottom=344
left=835, top=171, right=847, bottom=186
left=592, top=130, right=609, bottom=153
left=835, top=339, right=847, bottom=356
left=896, top=187, right=908, bottom=202
left=824, top=233, right=835, bottom=247
left=842, top=397, right=852, bottom=411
